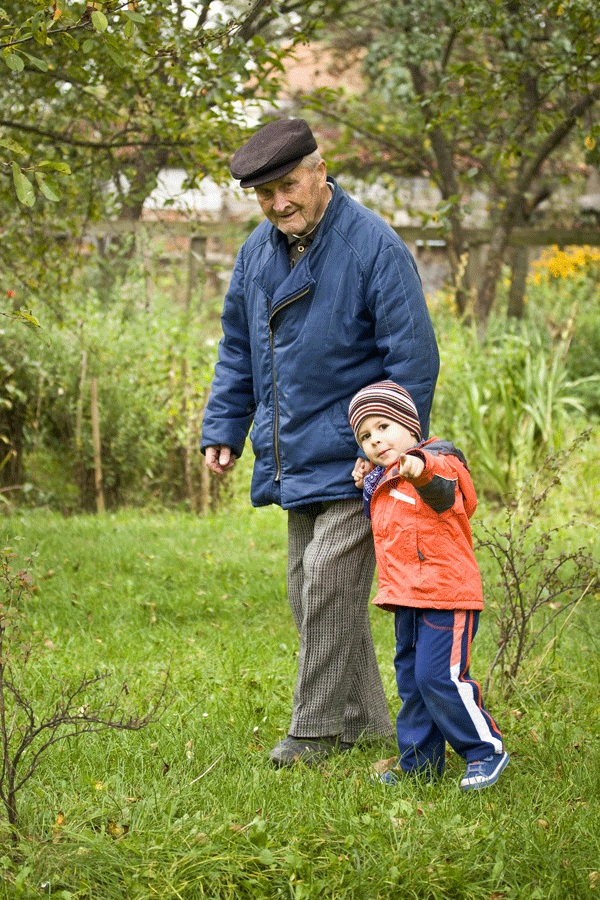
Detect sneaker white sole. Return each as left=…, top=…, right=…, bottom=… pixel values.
left=460, top=751, right=509, bottom=791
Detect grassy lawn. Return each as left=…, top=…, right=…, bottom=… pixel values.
left=1, top=501, right=600, bottom=899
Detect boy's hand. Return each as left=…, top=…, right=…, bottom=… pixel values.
left=397, top=453, right=425, bottom=481
left=352, top=457, right=372, bottom=490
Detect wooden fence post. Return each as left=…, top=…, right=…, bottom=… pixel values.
left=89, top=376, right=105, bottom=514
left=184, top=235, right=207, bottom=309
left=199, top=387, right=211, bottom=515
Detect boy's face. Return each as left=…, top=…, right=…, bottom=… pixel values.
left=357, top=415, right=418, bottom=468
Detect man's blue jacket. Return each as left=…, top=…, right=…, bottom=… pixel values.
left=201, top=178, right=440, bottom=509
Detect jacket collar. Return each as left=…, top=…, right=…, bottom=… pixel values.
left=255, top=178, right=342, bottom=316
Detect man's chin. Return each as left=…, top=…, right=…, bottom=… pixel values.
left=276, top=218, right=302, bottom=234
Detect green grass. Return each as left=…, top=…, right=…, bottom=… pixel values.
left=1, top=503, right=600, bottom=899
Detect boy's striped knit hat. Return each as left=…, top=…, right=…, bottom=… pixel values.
left=349, top=380, right=422, bottom=443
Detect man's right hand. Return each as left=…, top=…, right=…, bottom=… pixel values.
left=205, top=446, right=237, bottom=474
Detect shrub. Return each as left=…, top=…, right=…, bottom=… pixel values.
left=429, top=254, right=600, bottom=499
left=2, top=288, right=220, bottom=510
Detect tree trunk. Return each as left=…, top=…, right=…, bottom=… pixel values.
left=475, top=223, right=512, bottom=337
left=507, top=246, right=529, bottom=319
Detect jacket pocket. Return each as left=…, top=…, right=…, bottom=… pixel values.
left=249, top=402, right=272, bottom=460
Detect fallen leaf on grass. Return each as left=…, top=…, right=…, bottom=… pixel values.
left=371, top=756, right=398, bottom=774
left=52, top=811, right=65, bottom=841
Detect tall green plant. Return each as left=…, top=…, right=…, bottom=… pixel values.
left=434, top=318, right=598, bottom=498
left=2, top=283, right=221, bottom=510
left=475, top=431, right=600, bottom=696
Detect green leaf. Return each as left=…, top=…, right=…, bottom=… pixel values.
left=91, top=10, right=108, bottom=32
left=35, top=172, right=61, bottom=202
left=4, top=53, right=25, bottom=73
left=0, top=137, right=27, bottom=157
left=82, top=39, right=95, bottom=53
left=60, top=32, right=80, bottom=51
left=12, top=310, right=41, bottom=328
left=12, top=162, right=35, bottom=207
left=123, top=9, right=146, bottom=24
left=106, top=46, right=125, bottom=68
left=22, top=53, right=49, bottom=72
left=37, top=160, right=72, bottom=174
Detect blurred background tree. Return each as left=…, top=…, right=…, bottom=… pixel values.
left=301, top=0, right=600, bottom=329
left=0, top=0, right=326, bottom=313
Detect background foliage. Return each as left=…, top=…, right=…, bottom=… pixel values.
left=305, top=0, right=600, bottom=325
left=1, top=241, right=598, bottom=510
left=0, top=0, right=322, bottom=313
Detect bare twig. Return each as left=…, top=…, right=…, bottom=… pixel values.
left=188, top=753, right=225, bottom=786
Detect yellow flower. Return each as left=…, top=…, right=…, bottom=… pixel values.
left=530, top=245, right=600, bottom=282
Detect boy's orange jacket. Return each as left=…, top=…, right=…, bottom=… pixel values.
left=368, top=438, right=484, bottom=612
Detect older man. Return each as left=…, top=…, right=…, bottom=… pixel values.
left=202, top=118, right=439, bottom=767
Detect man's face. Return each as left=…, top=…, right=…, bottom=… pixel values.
left=254, top=159, right=329, bottom=236
left=357, top=415, right=418, bottom=468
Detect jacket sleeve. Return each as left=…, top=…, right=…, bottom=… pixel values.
left=366, top=242, right=440, bottom=439
left=408, top=450, right=478, bottom=518
left=200, top=249, right=256, bottom=458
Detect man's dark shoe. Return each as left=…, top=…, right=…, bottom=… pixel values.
left=269, top=735, right=351, bottom=768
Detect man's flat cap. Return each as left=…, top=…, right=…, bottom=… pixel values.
left=230, top=118, right=318, bottom=188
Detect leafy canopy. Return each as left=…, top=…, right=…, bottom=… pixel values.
left=0, top=1, right=309, bottom=306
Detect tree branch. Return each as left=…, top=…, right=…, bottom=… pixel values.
left=0, top=120, right=197, bottom=152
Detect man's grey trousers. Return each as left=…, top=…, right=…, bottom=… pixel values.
left=286, top=498, right=393, bottom=743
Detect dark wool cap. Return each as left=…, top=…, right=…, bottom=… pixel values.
left=230, top=118, right=318, bottom=188
left=349, top=381, right=422, bottom=444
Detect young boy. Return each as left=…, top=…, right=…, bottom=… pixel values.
left=348, top=380, right=509, bottom=791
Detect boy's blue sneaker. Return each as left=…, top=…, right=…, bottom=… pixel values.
left=371, top=768, right=403, bottom=786
left=460, top=751, right=509, bottom=791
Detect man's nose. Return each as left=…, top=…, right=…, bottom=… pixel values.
left=272, top=191, right=291, bottom=212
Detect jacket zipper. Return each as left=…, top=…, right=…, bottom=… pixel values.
left=268, top=287, right=311, bottom=481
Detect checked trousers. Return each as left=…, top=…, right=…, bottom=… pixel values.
left=286, top=498, right=393, bottom=743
